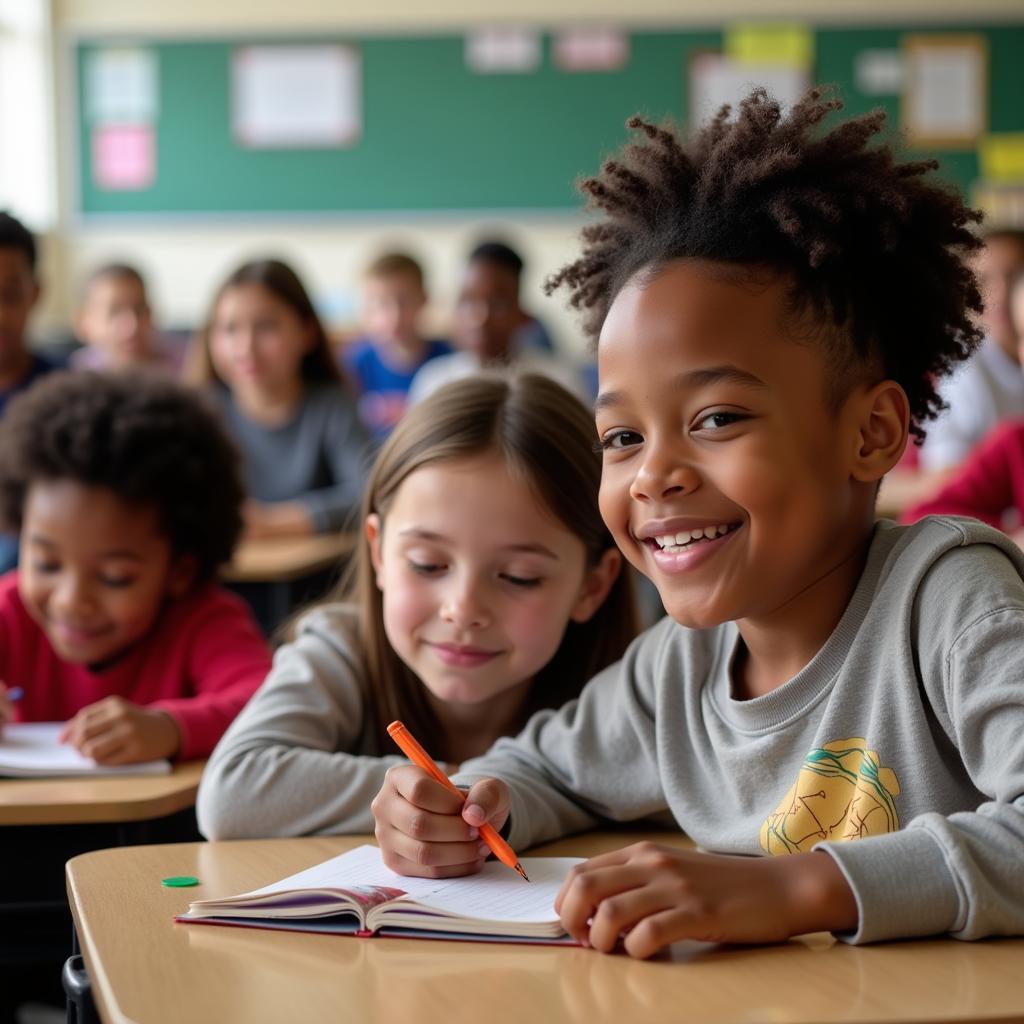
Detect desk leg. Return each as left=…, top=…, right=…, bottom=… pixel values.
left=63, top=948, right=99, bottom=1024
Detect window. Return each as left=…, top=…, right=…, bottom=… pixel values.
left=0, top=0, right=56, bottom=228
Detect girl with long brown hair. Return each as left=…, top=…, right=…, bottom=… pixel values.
left=191, top=258, right=372, bottom=538
left=197, top=373, right=638, bottom=837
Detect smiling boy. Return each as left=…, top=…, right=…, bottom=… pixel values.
left=371, top=90, right=1024, bottom=957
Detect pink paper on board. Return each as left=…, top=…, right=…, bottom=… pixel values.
left=92, top=124, right=155, bottom=190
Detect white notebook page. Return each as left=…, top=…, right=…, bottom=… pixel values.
left=238, top=844, right=581, bottom=923
left=0, top=722, right=171, bottom=777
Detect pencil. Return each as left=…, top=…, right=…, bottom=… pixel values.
left=386, top=720, right=530, bottom=882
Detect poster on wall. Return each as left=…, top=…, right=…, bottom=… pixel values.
left=92, top=124, right=155, bottom=190
left=903, top=35, right=987, bottom=148
left=84, top=46, right=158, bottom=192
left=553, top=27, right=629, bottom=72
left=85, top=46, right=158, bottom=124
left=232, top=44, right=361, bottom=148
left=689, top=52, right=809, bottom=129
left=465, top=27, right=541, bottom=73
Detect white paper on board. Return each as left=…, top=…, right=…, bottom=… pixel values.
left=232, top=44, right=361, bottom=148
left=553, top=27, right=629, bottom=72
left=854, top=49, right=905, bottom=95
left=85, top=46, right=158, bottom=124
left=466, top=27, right=541, bottom=74
left=690, top=53, right=808, bottom=129
left=906, top=43, right=984, bottom=139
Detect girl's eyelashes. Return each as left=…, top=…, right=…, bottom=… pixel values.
left=408, top=560, right=445, bottom=576
left=405, top=559, right=542, bottom=588
left=501, top=574, right=542, bottom=588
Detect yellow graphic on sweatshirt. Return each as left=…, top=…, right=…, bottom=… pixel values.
left=760, top=738, right=900, bottom=855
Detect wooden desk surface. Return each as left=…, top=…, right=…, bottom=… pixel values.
left=0, top=760, right=205, bottom=826
left=223, top=533, right=355, bottom=583
left=67, top=832, right=1024, bottom=1024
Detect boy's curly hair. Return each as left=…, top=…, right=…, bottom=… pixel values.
left=0, top=371, right=244, bottom=582
left=546, top=88, right=984, bottom=440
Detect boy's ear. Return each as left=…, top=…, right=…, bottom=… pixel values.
left=570, top=548, right=622, bottom=624
left=365, top=514, right=385, bottom=589
left=167, top=553, right=199, bottom=598
left=850, top=380, right=910, bottom=483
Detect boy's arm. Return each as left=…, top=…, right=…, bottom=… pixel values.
left=818, top=556, right=1024, bottom=944
left=454, top=622, right=671, bottom=852
left=148, top=592, right=271, bottom=761
left=196, top=613, right=404, bottom=838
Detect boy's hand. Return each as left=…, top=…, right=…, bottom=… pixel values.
left=372, top=767, right=510, bottom=878
left=555, top=842, right=859, bottom=959
left=59, top=697, right=181, bottom=764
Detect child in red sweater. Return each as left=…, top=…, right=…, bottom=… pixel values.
left=0, top=371, right=272, bottom=763
left=904, top=418, right=1024, bottom=545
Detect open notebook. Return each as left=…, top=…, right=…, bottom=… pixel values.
left=179, top=844, right=584, bottom=945
left=0, top=722, right=171, bottom=777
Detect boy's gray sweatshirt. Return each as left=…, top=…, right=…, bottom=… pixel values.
left=454, top=517, right=1024, bottom=945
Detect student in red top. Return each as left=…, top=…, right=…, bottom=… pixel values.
left=0, top=371, right=272, bottom=763
left=904, top=418, right=1024, bottom=547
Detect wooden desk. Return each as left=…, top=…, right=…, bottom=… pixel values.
left=1, top=762, right=208, bottom=1015
left=223, top=534, right=356, bottom=635
left=0, top=761, right=205, bottom=826
left=67, top=832, right=1024, bottom=1024
left=223, top=534, right=355, bottom=584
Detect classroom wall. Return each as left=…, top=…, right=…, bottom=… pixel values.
left=37, top=0, right=1024, bottom=353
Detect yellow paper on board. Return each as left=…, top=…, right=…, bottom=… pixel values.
left=979, top=135, right=1024, bottom=183
left=725, top=24, right=814, bottom=69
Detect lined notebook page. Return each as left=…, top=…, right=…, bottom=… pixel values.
left=240, top=845, right=581, bottom=923
left=399, top=858, right=579, bottom=923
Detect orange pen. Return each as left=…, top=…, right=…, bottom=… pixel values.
left=387, top=720, right=530, bottom=882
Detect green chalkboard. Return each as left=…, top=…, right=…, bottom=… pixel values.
left=74, top=25, right=1024, bottom=216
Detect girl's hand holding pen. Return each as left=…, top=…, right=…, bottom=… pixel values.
left=372, top=767, right=511, bottom=879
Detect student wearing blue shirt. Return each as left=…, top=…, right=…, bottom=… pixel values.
left=343, top=253, right=450, bottom=440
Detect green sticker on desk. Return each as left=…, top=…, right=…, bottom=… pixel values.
left=161, top=876, right=199, bottom=888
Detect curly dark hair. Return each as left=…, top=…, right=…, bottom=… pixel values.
left=546, top=88, right=984, bottom=441
left=0, top=371, right=244, bottom=582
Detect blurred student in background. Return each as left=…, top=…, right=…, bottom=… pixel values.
left=919, top=228, right=1024, bottom=473
left=343, top=252, right=450, bottom=440
left=70, top=263, right=183, bottom=375
left=466, top=241, right=555, bottom=353
left=879, top=228, right=1024, bottom=517
left=409, top=240, right=584, bottom=404
left=905, top=273, right=1024, bottom=544
left=0, top=212, right=54, bottom=413
left=190, top=258, right=372, bottom=539
left=0, top=212, right=57, bottom=573
left=0, top=372, right=271, bottom=762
